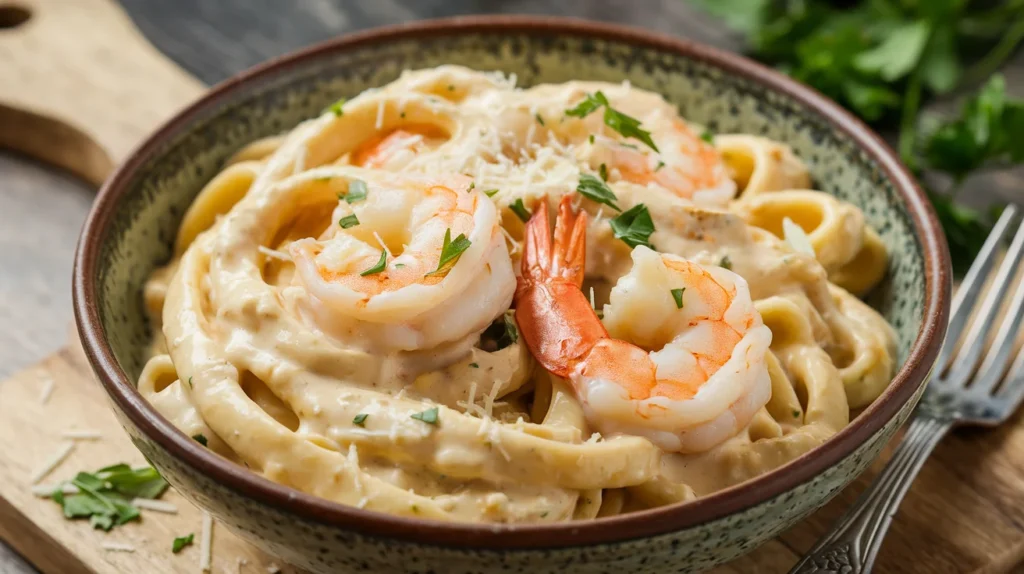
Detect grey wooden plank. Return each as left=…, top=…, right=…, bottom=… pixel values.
left=117, top=0, right=741, bottom=84
left=0, top=154, right=92, bottom=574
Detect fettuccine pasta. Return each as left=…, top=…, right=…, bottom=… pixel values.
left=139, top=66, right=895, bottom=522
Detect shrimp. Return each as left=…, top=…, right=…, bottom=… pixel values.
left=289, top=170, right=516, bottom=353
left=585, top=118, right=736, bottom=208
left=515, top=196, right=772, bottom=453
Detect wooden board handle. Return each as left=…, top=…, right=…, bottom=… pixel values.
left=0, top=0, right=205, bottom=186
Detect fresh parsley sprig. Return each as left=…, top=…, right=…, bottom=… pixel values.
left=696, top=0, right=1024, bottom=273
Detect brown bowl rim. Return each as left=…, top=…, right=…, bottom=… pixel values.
left=73, top=14, right=951, bottom=550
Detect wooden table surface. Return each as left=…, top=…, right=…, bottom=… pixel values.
left=0, top=1, right=1020, bottom=572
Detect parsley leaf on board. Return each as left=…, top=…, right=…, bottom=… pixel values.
left=172, top=533, right=195, bottom=553
left=48, top=464, right=169, bottom=531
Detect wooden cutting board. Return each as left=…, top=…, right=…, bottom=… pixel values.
left=2, top=1, right=1024, bottom=572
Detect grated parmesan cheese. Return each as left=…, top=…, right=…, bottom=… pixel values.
left=372, top=231, right=390, bottom=255
left=200, top=511, right=214, bottom=572
left=31, top=483, right=78, bottom=497
left=266, top=564, right=282, bottom=574
left=258, top=245, right=292, bottom=261
left=60, top=430, right=102, bottom=440
left=39, top=377, right=55, bottom=404
left=346, top=445, right=364, bottom=497
left=101, top=542, right=135, bottom=553
left=131, top=498, right=178, bottom=514
left=375, top=99, right=385, bottom=130
left=499, top=226, right=519, bottom=255
left=29, top=441, right=75, bottom=484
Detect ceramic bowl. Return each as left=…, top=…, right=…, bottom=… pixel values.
left=73, top=16, right=950, bottom=574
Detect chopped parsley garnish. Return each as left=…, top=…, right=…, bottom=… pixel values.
left=425, top=229, right=472, bottom=277
left=468, top=182, right=475, bottom=191
left=192, top=434, right=207, bottom=447
left=576, top=173, right=621, bottom=212
left=172, top=533, right=194, bottom=553
left=481, top=311, right=519, bottom=351
left=599, top=163, right=608, bottom=181
left=324, top=97, right=346, bottom=117
left=48, top=464, right=169, bottom=532
left=338, top=214, right=360, bottom=229
left=469, top=362, right=480, bottom=368
left=535, top=113, right=545, bottom=126
left=588, top=134, right=595, bottom=144
left=509, top=198, right=531, bottom=222
left=400, top=112, right=406, bottom=119
left=484, top=189, right=500, bottom=198
left=353, top=413, right=368, bottom=426
left=793, top=409, right=801, bottom=419
left=720, top=255, right=732, bottom=270
left=345, top=179, right=368, bottom=204
left=447, top=84, right=455, bottom=91
left=411, top=407, right=439, bottom=425
left=504, top=313, right=519, bottom=343
left=565, top=92, right=607, bottom=119
left=655, top=160, right=665, bottom=171
left=671, top=288, right=685, bottom=309
left=700, top=129, right=715, bottom=144
left=187, top=376, right=193, bottom=389
left=360, top=250, right=388, bottom=276
left=609, top=204, right=656, bottom=249
left=394, top=263, right=406, bottom=269
left=565, top=91, right=658, bottom=151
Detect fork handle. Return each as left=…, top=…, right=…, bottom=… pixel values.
left=789, top=415, right=953, bottom=574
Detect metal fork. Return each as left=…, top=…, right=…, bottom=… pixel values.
left=791, top=205, right=1024, bottom=574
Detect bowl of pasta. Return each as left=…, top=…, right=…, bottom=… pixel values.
left=73, top=15, right=950, bottom=574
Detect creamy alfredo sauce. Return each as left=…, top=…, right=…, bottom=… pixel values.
left=139, top=66, right=896, bottom=523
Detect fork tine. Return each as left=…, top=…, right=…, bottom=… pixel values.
left=969, top=220, right=1024, bottom=395
left=945, top=212, right=1024, bottom=386
left=996, top=344, right=1024, bottom=411
left=935, top=206, right=1020, bottom=383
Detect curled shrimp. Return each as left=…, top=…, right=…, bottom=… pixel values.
left=515, top=196, right=772, bottom=453
left=289, top=170, right=515, bottom=352
left=585, top=118, right=735, bottom=208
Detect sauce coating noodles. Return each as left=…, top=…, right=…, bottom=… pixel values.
left=140, top=66, right=895, bottom=522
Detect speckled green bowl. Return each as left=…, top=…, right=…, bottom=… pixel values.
left=73, top=16, right=950, bottom=574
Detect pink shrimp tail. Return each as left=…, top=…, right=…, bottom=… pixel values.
left=514, top=196, right=608, bottom=378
